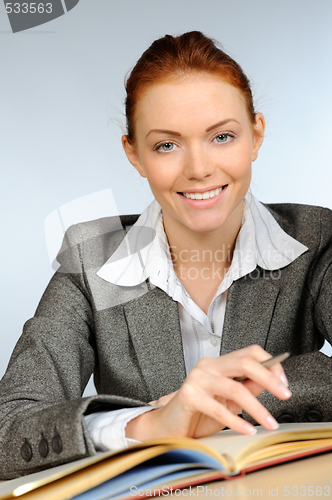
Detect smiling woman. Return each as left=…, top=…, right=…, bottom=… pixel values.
left=122, top=75, right=264, bottom=313
left=0, top=31, right=332, bottom=479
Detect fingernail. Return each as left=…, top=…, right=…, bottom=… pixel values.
left=278, top=384, right=292, bottom=398
left=266, top=415, right=279, bottom=430
left=243, top=422, right=257, bottom=435
left=279, top=372, right=289, bottom=387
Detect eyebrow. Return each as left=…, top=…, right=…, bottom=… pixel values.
left=206, top=119, right=240, bottom=132
left=146, top=119, right=240, bottom=138
left=146, top=129, right=181, bottom=138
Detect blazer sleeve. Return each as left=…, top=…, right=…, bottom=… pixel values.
left=0, top=224, right=146, bottom=480
left=244, top=207, right=332, bottom=425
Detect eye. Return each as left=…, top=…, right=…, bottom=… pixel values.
left=214, top=133, right=233, bottom=143
left=154, top=142, right=177, bottom=153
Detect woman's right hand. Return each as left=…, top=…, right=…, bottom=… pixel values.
left=125, top=345, right=291, bottom=442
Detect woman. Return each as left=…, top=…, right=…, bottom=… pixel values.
left=0, top=31, right=331, bottom=479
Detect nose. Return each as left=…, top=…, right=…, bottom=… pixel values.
left=183, top=145, right=214, bottom=181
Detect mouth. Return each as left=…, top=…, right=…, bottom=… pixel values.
left=179, top=185, right=227, bottom=200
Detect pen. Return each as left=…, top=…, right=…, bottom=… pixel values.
left=234, top=352, right=290, bottom=383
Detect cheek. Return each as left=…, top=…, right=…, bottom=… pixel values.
left=222, top=142, right=253, bottom=180
left=142, top=156, right=179, bottom=192
left=217, top=160, right=251, bottom=184
left=148, top=177, right=169, bottom=196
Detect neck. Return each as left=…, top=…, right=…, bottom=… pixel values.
left=162, top=202, right=244, bottom=271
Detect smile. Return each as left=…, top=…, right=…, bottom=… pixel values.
left=181, top=186, right=226, bottom=200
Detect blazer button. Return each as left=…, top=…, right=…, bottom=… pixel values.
left=21, top=440, right=32, bottom=462
left=305, top=409, right=323, bottom=422
left=38, top=436, right=49, bottom=458
left=52, top=434, right=62, bottom=454
left=277, top=413, right=294, bottom=424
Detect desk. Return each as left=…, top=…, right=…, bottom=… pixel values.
left=176, top=453, right=332, bottom=498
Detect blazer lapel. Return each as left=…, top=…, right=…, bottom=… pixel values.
left=221, top=271, right=281, bottom=354
left=123, top=286, right=186, bottom=401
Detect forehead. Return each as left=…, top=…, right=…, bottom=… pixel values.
left=135, top=74, right=248, bottom=129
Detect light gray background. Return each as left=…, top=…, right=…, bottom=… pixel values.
left=1, top=1, right=331, bottom=397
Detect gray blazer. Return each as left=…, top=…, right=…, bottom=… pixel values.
left=0, top=203, right=332, bottom=479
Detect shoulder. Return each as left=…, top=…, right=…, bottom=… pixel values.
left=56, top=214, right=141, bottom=273
left=263, top=202, right=332, bottom=251
left=59, top=214, right=140, bottom=252
left=64, top=214, right=140, bottom=244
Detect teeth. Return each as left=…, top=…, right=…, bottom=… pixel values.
left=183, top=187, right=223, bottom=200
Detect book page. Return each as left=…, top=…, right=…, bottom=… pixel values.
left=199, top=422, right=332, bottom=467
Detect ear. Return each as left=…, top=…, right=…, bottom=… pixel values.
left=121, top=135, right=146, bottom=178
left=251, top=113, right=265, bottom=162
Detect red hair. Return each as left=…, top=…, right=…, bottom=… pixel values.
left=124, top=31, right=256, bottom=143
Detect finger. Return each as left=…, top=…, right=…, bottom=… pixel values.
left=199, top=346, right=286, bottom=383
left=268, top=363, right=289, bottom=386
left=221, top=354, right=291, bottom=399
left=222, top=377, right=282, bottom=430
left=196, top=354, right=291, bottom=402
left=224, top=399, right=242, bottom=416
left=242, top=372, right=289, bottom=397
left=244, top=347, right=289, bottom=387
left=242, top=368, right=288, bottom=397
left=228, top=344, right=275, bottom=364
left=211, top=399, right=258, bottom=435
left=237, top=358, right=291, bottom=400
left=177, top=383, right=257, bottom=436
left=242, top=379, right=265, bottom=397
left=184, top=370, right=284, bottom=431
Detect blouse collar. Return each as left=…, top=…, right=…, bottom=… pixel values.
left=96, top=193, right=308, bottom=287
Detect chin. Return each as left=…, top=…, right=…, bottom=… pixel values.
left=186, top=219, right=227, bottom=234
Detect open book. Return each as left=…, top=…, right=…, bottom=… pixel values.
left=1, top=422, right=332, bottom=500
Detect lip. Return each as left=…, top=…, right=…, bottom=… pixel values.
left=177, top=185, right=228, bottom=209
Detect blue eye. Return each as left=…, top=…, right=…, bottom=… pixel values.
left=156, top=142, right=176, bottom=152
left=215, top=134, right=229, bottom=143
